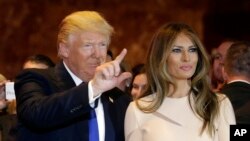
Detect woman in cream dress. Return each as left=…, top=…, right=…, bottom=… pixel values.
left=125, top=23, right=235, bottom=141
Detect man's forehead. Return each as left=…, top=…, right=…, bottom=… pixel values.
left=217, top=42, right=233, bottom=54
left=79, top=32, right=109, bottom=42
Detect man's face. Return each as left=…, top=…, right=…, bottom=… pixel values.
left=61, top=31, right=109, bottom=81
left=212, top=41, right=233, bottom=83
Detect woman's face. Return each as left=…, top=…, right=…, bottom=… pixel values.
left=131, top=73, right=147, bottom=99
left=167, top=33, right=198, bottom=81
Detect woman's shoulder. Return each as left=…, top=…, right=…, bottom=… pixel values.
left=214, top=93, right=234, bottom=111
left=215, top=93, right=230, bottom=104
left=136, top=93, right=155, bottom=106
left=214, top=93, right=236, bottom=125
left=128, top=94, right=155, bottom=113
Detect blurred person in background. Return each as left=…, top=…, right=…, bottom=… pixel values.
left=0, top=54, right=55, bottom=141
left=23, top=54, right=55, bottom=69
left=0, top=74, right=16, bottom=141
left=220, top=41, right=250, bottom=124
left=130, top=64, right=147, bottom=99
left=210, top=40, right=235, bottom=92
left=0, top=74, right=8, bottom=114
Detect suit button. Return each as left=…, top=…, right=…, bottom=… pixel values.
left=70, top=109, right=75, bottom=113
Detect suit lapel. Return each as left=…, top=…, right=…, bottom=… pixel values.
left=54, top=62, right=76, bottom=91
left=101, top=95, right=115, bottom=141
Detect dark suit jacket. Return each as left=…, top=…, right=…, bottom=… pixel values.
left=14, top=62, right=131, bottom=141
left=0, top=114, right=17, bottom=141
left=220, top=81, right=250, bottom=124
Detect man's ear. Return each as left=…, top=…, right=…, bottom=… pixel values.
left=58, top=43, right=69, bottom=58
left=221, top=66, right=228, bottom=83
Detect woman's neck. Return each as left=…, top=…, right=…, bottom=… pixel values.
left=167, top=80, right=191, bottom=98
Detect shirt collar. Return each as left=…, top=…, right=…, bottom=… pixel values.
left=63, top=61, right=82, bottom=86
left=228, top=80, right=250, bottom=85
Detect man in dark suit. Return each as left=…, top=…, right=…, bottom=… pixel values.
left=14, top=11, right=132, bottom=141
left=220, top=41, right=250, bottom=124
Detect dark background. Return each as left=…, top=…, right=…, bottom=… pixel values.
left=0, top=0, right=249, bottom=79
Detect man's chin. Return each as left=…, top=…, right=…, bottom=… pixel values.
left=87, top=73, right=95, bottom=79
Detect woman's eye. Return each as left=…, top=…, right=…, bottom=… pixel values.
left=189, top=47, right=197, bottom=52
left=172, top=48, right=181, bottom=53
left=132, top=84, right=139, bottom=89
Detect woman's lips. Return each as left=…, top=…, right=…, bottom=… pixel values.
left=180, top=65, right=192, bottom=71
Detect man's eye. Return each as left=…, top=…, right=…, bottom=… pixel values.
left=84, top=44, right=92, bottom=48
left=214, top=54, right=222, bottom=60
left=100, top=43, right=107, bottom=48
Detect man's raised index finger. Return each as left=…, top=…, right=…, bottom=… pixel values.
left=115, top=48, right=127, bottom=64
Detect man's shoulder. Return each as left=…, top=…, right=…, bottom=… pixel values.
left=221, top=81, right=250, bottom=94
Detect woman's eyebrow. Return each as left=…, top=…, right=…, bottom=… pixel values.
left=172, top=45, right=195, bottom=48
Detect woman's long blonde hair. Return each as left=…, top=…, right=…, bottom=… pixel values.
left=136, top=22, right=219, bottom=136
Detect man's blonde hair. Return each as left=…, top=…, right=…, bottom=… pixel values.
left=0, top=74, right=6, bottom=83
left=57, top=11, right=114, bottom=56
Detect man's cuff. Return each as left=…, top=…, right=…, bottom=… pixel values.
left=88, top=80, right=101, bottom=107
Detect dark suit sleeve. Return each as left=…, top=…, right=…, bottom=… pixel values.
left=14, top=69, right=92, bottom=130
